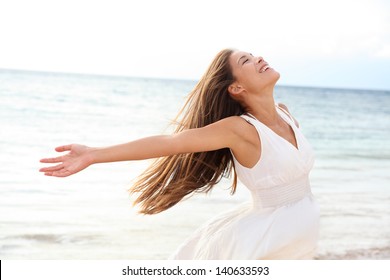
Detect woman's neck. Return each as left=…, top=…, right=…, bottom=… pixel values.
left=245, top=94, right=281, bottom=127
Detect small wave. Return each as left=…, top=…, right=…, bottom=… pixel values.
left=21, top=234, right=59, bottom=243
left=13, top=234, right=97, bottom=245
left=316, top=246, right=390, bottom=260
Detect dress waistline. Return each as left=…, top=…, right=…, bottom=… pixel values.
left=251, top=176, right=312, bottom=209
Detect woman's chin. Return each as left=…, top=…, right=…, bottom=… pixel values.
left=269, top=68, right=280, bottom=83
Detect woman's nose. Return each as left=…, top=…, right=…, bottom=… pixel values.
left=256, top=56, right=264, bottom=64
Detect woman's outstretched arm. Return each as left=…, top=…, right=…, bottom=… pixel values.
left=39, top=116, right=249, bottom=177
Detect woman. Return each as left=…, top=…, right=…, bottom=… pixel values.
left=39, top=49, right=320, bottom=259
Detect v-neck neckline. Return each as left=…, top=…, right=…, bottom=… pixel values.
left=247, top=108, right=300, bottom=151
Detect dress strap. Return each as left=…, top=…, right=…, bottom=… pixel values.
left=239, top=114, right=257, bottom=125
left=275, top=104, right=296, bottom=125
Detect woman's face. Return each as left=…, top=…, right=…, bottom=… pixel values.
left=229, top=50, right=280, bottom=95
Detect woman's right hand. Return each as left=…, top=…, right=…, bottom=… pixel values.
left=39, top=144, right=95, bottom=177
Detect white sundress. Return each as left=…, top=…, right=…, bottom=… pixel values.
left=169, top=104, right=320, bottom=259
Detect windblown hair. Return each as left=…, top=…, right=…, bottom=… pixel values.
left=130, top=49, right=245, bottom=214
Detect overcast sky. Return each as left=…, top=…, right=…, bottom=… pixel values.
left=1, top=0, right=389, bottom=90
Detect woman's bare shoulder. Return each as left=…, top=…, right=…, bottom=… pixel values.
left=222, top=116, right=261, bottom=167
left=221, top=116, right=259, bottom=143
left=220, top=115, right=254, bottom=131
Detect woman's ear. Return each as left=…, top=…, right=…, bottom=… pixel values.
left=228, top=83, right=245, bottom=97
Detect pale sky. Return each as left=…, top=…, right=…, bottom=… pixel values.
left=1, top=0, right=389, bottom=90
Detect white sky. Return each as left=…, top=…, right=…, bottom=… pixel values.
left=1, top=0, right=389, bottom=90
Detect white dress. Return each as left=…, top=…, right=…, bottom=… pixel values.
left=169, top=105, right=320, bottom=260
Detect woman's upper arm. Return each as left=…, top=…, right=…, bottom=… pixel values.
left=170, top=116, right=245, bottom=154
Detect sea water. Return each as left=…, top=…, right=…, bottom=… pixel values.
left=0, top=69, right=389, bottom=259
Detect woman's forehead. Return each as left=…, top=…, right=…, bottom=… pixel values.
left=232, top=50, right=251, bottom=57
left=231, top=51, right=253, bottom=60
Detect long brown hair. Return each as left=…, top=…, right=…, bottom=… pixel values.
left=130, top=49, right=245, bottom=214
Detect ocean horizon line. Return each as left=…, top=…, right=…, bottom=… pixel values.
left=1, top=67, right=389, bottom=93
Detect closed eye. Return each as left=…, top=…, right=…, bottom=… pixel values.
left=237, top=53, right=254, bottom=65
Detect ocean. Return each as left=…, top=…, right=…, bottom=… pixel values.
left=0, top=69, right=389, bottom=259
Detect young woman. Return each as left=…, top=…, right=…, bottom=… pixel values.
left=39, top=49, right=320, bottom=259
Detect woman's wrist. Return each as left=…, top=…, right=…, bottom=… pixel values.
left=86, top=147, right=100, bottom=165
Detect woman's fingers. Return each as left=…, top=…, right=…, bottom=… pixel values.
left=40, top=156, right=64, bottom=163
left=40, top=163, right=70, bottom=177
left=39, top=144, right=78, bottom=177
left=55, top=144, right=73, bottom=152
left=44, top=169, right=72, bottom=177
left=39, top=144, right=86, bottom=177
left=40, top=145, right=71, bottom=163
left=39, top=163, right=64, bottom=173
